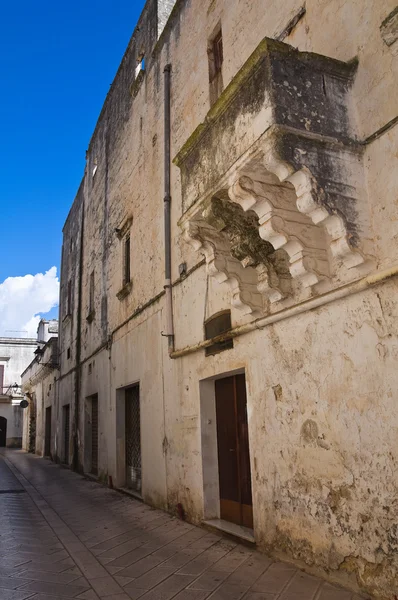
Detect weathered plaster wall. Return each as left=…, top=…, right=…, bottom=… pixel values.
left=57, top=0, right=398, bottom=597
left=0, top=401, right=23, bottom=447
left=0, top=339, right=37, bottom=390
left=21, top=338, right=59, bottom=458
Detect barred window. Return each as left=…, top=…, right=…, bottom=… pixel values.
left=205, top=310, right=233, bottom=356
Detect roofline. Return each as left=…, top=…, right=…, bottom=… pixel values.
left=0, top=338, right=37, bottom=345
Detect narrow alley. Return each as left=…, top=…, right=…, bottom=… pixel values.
left=0, top=451, right=363, bottom=600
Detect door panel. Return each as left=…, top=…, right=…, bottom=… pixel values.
left=44, top=407, right=51, bottom=457
left=91, top=396, right=98, bottom=475
left=215, top=374, right=253, bottom=529
left=215, top=377, right=239, bottom=503
left=125, top=386, right=141, bottom=493
left=63, top=405, right=70, bottom=464
left=0, top=417, right=7, bottom=447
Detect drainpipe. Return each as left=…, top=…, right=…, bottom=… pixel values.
left=163, top=64, right=174, bottom=353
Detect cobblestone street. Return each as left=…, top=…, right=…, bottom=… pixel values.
left=0, top=450, right=364, bottom=600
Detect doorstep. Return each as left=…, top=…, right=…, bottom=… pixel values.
left=116, top=486, right=144, bottom=502
left=203, top=519, right=255, bottom=544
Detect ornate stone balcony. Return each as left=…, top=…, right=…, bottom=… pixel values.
left=174, top=38, right=373, bottom=316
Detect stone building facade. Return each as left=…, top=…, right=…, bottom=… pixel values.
left=21, top=319, right=59, bottom=456
left=56, top=1, right=398, bottom=597
left=0, top=337, right=37, bottom=447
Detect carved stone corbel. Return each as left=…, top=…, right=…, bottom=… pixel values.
left=183, top=221, right=264, bottom=316
left=287, top=169, right=365, bottom=269
left=229, top=175, right=330, bottom=289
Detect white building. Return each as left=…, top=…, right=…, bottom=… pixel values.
left=21, top=319, right=59, bottom=455
left=0, top=337, right=37, bottom=447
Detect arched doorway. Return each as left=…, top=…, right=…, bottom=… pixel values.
left=0, top=417, right=7, bottom=447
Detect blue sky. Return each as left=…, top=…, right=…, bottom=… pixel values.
left=0, top=1, right=145, bottom=335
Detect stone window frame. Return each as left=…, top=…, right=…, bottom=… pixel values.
left=116, top=216, right=133, bottom=301
left=130, top=51, right=146, bottom=98
left=204, top=309, right=234, bottom=356
left=208, top=23, right=224, bottom=106
left=86, top=270, right=95, bottom=323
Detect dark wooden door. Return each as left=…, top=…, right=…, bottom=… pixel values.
left=44, top=407, right=51, bottom=457
left=125, top=386, right=141, bottom=493
left=63, top=405, right=70, bottom=464
left=215, top=374, right=253, bottom=529
left=0, top=417, right=7, bottom=447
left=91, top=396, right=98, bottom=475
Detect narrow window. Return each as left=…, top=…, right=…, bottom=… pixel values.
left=0, top=365, right=4, bottom=393
left=208, top=26, right=224, bottom=105
left=67, top=280, right=72, bottom=316
left=205, top=310, right=233, bottom=356
left=123, top=234, right=131, bottom=286
left=213, top=30, right=223, bottom=77
left=67, top=348, right=71, bottom=360
left=89, top=271, right=95, bottom=314
left=135, top=54, right=145, bottom=79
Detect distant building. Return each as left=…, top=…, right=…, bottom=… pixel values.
left=0, top=336, right=37, bottom=447
left=21, top=319, right=59, bottom=455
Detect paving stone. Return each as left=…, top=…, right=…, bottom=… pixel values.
left=173, top=591, right=209, bottom=600
left=106, top=566, right=125, bottom=575
left=133, top=574, right=195, bottom=599
left=208, top=583, right=249, bottom=599
left=188, top=570, right=229, bottom=591
left=16, top=559, right=75, bottom=574
left=89, top=576, right=125, bottom=597
left=13, top=568, right=81, bottom=584
left=116, top=555, right=165, bottom=579
left=279, top=572, right=321, bottom=599
left=242, top=594, right=277, bottom=600
left=114, top=575, right=134, bottom=587
left=316, top=583, right=353, bottom=600
left=28, top=596, right=77, bottom=600
left=251, top=562, right=296, bottom=594
left=0, top=576, right=30, bottom=589
left=0, top=591, right=46, bottom=600
left=17, top=580, right=90, bottom=596
left=77, top=591, right=101, bottom=600
left=126, top=566, right=176, bottom=590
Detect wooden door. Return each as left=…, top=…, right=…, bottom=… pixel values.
left=63, top=405, right=70, bottom=464
left=44, top=407, right=51, bottom=457
left=125, top=386, right=141, bottom=493
left=0, top=417, right=7, bottom=447
left=91, top=396, right=98, bottom=475
left=215, top=374, right=253, bottom=529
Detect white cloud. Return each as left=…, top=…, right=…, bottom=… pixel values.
left=0, top=267, right=59, bottom=338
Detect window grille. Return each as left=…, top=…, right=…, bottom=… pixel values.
left=125, top=386, right=141, bottom=493
left=205, top=310, right=233, bottom=356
